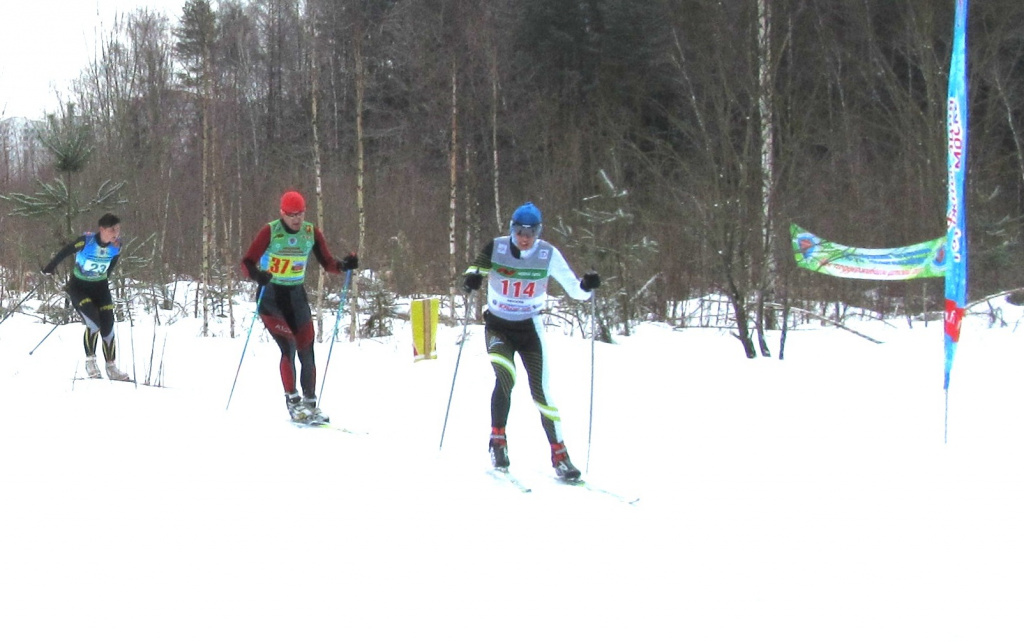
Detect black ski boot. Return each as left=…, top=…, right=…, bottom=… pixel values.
left=489, top=428, right=510, bottom=469
left=551, top=443, right=581, bottom=480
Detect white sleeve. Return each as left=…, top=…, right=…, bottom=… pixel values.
left=550, top=247, right=592, bottom=301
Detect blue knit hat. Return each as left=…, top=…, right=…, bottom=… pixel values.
left=511, top=202, right=542, bottom=226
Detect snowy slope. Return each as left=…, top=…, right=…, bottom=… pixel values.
left=1, top=297, right=1022, bottom=641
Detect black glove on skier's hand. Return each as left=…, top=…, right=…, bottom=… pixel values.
left=40, top=265, right=55, bottom=276
left=463, top=272, right=483, bottom=293
left=338, top=253, right=358, bottom=271
left=253, top=269, right=273, bottom=286
left=580, top=271, right=601, bottom=292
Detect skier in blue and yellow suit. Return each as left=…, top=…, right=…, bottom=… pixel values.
left=42, top=213, right=131, bottom=381
left=241, top=190, right=357, bottom=424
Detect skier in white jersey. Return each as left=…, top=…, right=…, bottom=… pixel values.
left=462, top=202, right=601, bottom=480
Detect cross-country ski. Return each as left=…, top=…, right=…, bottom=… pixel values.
left=557, top=478, right=640, bottom=505
left=487, top=467, right=533, bottom=493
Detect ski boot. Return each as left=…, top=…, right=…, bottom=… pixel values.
left=489, top=428, right=510, bottom=469
left=286, top=393, right=313, bottom=423
left=551, top=443, right=581, bottom=481
left=302, top=396, right=330, bottom=425
left=105, top=361, right=131, bottom=382
left=84, top=356, right=102, bottom=379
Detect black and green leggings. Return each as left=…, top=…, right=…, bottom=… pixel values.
left=483, top=311, right=562, bottom=445
left=67, top=276, right=117, bottom=360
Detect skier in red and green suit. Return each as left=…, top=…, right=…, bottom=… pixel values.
left=241, top=190, right=357, bottom=424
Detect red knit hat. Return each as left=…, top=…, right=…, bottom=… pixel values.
left=280, top=191, right=305, bottom=214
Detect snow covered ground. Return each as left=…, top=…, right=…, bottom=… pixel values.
left=1, top=290, right=1022, bottom=641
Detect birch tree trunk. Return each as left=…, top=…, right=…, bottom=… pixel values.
left=490, top=50, right=502, bottom=234
left=349, top=37, right=366, bottom=342
left=223, top=173, right=236, bottom=339
left=309, top=0, right=327, bottom=341
left=200, top=46, right=213, bottom=337
left=447, top=61, right=459, bottom=324
left=156, top=164, right=172, bottom=312
left=756, top=0, right=776, bottom=357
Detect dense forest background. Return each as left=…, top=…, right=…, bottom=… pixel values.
left=1, top=0, right=1022, bottom=355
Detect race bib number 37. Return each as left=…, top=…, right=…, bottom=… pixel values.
left=269, top=257, right=306, bottom=275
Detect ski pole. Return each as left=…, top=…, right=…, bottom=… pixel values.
left=0, top=281, right=43, bottom=327
left=318, top=269, right=352, bottom=400
left=125, top=298, right=138, bottom=389
left=439, top=292, right=473, bottom=451
left=29, top=322, right=61, bottom=355
left=226, top=286, right=265, bottom=411
left=27, top=276, right=66, bottom=355
left=586, top=292, right=596, bottom=473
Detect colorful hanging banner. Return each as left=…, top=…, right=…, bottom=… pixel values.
left=944, top=0, right=969, bottom=393
left=791, top=224, right=946, bottom=280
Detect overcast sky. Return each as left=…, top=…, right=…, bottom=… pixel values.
left=0, top=0, right=183, bottom=120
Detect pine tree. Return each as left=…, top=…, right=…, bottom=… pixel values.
left=0, top=104, right=126, bottom=241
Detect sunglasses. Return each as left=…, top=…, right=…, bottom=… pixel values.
left=512, top=223, right=539, bottom=237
